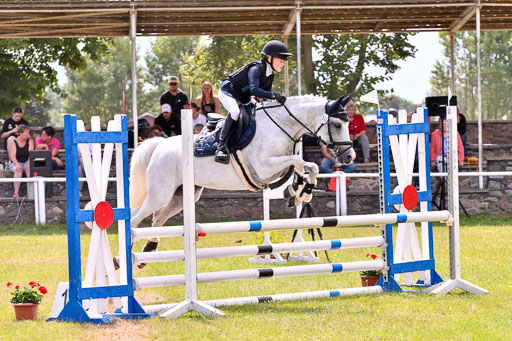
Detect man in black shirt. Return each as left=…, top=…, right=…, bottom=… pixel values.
left=154, top=103, right=181, bottom=136
left=159, top=75, right=189, bottom=118
left=1, top=106, right=29, bottom=151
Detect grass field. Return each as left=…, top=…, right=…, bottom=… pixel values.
left=0, top=215, right=511, bottom=340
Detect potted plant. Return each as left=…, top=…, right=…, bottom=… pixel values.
left=6, top=281, right=47, bottom=320
left=360, top=253, right=382, bottom=287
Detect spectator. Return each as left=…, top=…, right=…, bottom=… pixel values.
left=148, top=124, right=167, bottom=138
left=457, top=108, right=467, bottom=157
left=154, top=103, right=181, bottom=137
left=1, top=106, right=29, bottom=152
left=196, top=81, right=220, bottom=115
left=193, top=124, right=205, bottom=134
left=160, top=75, right=189, bottom=118
left=36, top=126, right=64, bottom=170
left=347, top=102, right=370, bottom=163
left=8, top=125, right=33, bottom=197
left=319, top=144, right=355, bottom=174
left=430, top=119, right=464, bottom=172
left=191, top=102, right=207, bottom=127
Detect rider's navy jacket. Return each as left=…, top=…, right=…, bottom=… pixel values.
left=221, top=58, right=274, bottom=104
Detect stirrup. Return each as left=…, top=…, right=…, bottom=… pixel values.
left=215, top=149, right=230, bottom=164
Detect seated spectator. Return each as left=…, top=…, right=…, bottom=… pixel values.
left=193, top=124, right=205, bottom=134
left=347, top=102, right=370, bottom=163
left=191, top=103, right=207, bottom=127
left=36, top=126, right=64, bottom=170
left=430, top=119, right=464, bottom=172
left=457, top=108, right=467, bottom=157
left=8, top=125, right=34, bottom=197
left=196, top=81, right=220, bottom=115
left=319, top=144, right=356, bottom=174
left=154, top=103, right=181, bottom=137
left=148, top=124, right=167, bottom=138
left=1, top=106, right=29, bottom=153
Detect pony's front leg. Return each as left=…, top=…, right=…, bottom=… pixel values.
left=297, top=161, right=319, bottom=203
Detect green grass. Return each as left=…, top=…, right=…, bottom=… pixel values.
left=1, top=216, right=511, bottom=340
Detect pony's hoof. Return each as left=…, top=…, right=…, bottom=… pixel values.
left=137, top=263, right=147, bottom=269
left=142, top=241, right=159, bottom=253
left=287, top=197, right=295, bottom=208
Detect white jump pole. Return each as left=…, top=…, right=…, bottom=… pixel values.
left=159, top=109, right=225, bottom=319
left=132, top=211, right=451, bottom=239
left=135, top=260, right=385, bottom=289
left=143, top=285, right=383, bottom=313
left=428, top=107, right=488, bottom=294
left=132, top=236, right=385, bottom=265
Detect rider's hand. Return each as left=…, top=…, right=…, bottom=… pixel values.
left=273, top=93, right=286, bottom=104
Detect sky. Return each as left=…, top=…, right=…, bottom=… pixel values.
left=374, top=32, right=444, bottom=104
left=55, top=33, right=444, bottom=105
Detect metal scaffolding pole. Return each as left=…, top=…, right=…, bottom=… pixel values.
left=130, top=9, right=138, bottom=148
left=476, top=2, right=483, bottom=188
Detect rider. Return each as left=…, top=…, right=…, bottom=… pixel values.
left=215, top=40, right=292, bottom=164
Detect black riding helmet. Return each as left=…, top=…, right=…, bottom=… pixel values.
left=261, top=40, right=293, bottom=72
left=261, top=40, right=293, bottom=60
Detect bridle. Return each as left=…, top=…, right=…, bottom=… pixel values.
left=257, top=100, right=353, bottom=156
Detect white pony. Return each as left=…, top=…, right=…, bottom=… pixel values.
left=130, top=95, right=355, bottom=254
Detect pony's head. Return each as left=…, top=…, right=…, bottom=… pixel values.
left=317, top=94, right=356, bottom=165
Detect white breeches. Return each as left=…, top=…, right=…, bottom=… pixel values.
left=219, top=90, right=241, bottom=121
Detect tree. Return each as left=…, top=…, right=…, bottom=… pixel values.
left=62, top=38, right=140, bottom=124
left=429, top=31, right=512, bottom=120
left=0, top=38, right=108, bottom=118
left=312, top=34, right=416, bottom=100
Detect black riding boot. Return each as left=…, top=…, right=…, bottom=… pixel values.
left=215, top=114, right=236, bottom=164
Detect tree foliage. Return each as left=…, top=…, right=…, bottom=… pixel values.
left=0, top=38, right=108, bottom=118
left=429, top=31, right=512, bottom=120
left=62, top=38, right=139, bottom=124
left=313, top=34, right=416, bottom=100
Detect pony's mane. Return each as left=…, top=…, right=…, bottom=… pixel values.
left=288, top=94, right=327, bottom=103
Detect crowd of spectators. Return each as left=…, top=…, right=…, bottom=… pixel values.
left=2, top=74, right=470, bottom=197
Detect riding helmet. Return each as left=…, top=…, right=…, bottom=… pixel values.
left=261, top=40, right=293, bottom=60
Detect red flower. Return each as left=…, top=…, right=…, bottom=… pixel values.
left=370, top=254, right=378, bottom=259
left=29, top=281, right=37, bottom=287
left=366, top=253, right=370, bottom=257
left=15, top=285, right=19, bottom=289
left=38, top=286, right=47, bottom=295
left=6, top=282, right=12, bottom=287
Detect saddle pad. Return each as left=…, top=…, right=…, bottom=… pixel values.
left=194, top=118, right=256, bottom=157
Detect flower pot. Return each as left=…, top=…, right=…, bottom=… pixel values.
left=360, top=275, right=381, bottom=287
left=12, top=303, right=39, bottom=320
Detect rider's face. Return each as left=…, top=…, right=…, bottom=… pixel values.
left=271, top=57, right=285, bottom=72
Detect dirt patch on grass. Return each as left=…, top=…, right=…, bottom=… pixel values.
left=84, top=319, right=151, bottom=341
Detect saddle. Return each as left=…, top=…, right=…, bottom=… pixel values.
left=194, top=103, right=256, bottom=157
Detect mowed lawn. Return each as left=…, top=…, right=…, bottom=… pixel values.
left=0, top=215, right=510, bottom=340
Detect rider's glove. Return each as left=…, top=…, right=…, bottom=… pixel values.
left=273, top=93, right=286, bottom=104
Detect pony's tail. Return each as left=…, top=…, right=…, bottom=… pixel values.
left=129, top=137, right=164, bottom=208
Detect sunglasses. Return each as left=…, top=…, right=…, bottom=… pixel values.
left=169, top=82, right=178, bottom=86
